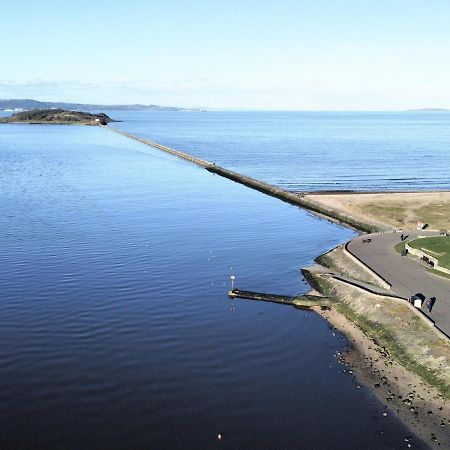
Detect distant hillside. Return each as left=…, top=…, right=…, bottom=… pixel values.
left=0, top=109, right=114, bottom=125
left=0, top=99, right=198, bottom=112
left=408, top=108, right=449, bottom=112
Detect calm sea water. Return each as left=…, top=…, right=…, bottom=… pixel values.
left=0, top=116, right=429, bottom=449
left=110, top=110, right=450, bottom=192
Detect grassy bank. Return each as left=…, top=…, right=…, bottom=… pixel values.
left=305, top=246, right=450, bottom=399
left=346, top=311, right=446, bottom=393
left=408, top=236, right=450, bottom=269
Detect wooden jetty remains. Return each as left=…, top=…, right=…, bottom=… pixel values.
left=228, top=289, right=330, bottom=309
left=228, top=289, right=296, bottom=305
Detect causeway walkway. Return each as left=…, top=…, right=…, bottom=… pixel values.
left=348, top=231, right=450, bottom=336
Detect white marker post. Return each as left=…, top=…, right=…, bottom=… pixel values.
left=231, top=275, right=235, bottom=290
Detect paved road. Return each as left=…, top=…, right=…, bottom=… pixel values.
left=347, top=231, right=450, bottom=336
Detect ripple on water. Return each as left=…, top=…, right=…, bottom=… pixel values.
left=0, top=123, right=429, bottom=449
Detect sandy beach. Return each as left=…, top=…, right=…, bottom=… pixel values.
left=305, top=191, right=450, bottom=231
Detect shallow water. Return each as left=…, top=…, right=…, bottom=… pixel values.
left=0, top=122, right=427, bottom=448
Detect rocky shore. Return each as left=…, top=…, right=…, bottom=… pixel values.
left=303, top=241, right=450, bottom=448
left=321, top=307, right=450, bottom=448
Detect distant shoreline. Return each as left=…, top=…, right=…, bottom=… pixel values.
left=0, top=98, right=200, bottom=112
left=407, top=108, right=449, bottom=112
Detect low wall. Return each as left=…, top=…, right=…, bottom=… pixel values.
left=405, top=240, right=450, bottom=275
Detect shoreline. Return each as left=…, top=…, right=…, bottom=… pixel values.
left=318, top=306, right=450, bottom=448
left=303, top=238, right=450, bottom=448
left=102, top=126, right=450, bottom=447
left=205, top=160, right=450, bottom=446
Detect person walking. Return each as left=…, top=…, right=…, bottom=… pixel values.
left=428, top=297, right=436, bottom=312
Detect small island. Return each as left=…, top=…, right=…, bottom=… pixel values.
left=0, top=108, right=114, bottom=125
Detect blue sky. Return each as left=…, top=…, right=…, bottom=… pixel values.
left=2, top=0, right=450, bottom=109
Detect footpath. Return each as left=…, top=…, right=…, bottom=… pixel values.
left=347, top=231, right=450, bottom=337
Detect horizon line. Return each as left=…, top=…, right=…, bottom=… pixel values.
left=0, top=98, right=449, bottom=113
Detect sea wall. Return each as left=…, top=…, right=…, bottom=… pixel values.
left=205, top=165, right=380, bottom=233
left=105, top=126, right=380, bottom=233
left=107, top=126, right=210, bottom=167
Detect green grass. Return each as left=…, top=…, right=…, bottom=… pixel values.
left=306, top=272, right=450, bottom=398
left=408, top=236, right=450, bottom=269
left=301, top=269, right=336, bottom=296
left=314, top=253, right=336, bottom=270
left=335, top=301, right=450, bottom=398
left=394, top=241, right=406, bottom=254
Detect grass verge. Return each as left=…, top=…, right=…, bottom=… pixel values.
left=409, top=236, right=450, bottom=269
left=394, top=241, right=406, bottom=254
left=335, top=300, right=449, bottom=398
left=314, top=253, right=337, bottom=271
left=304, top=269, right=450, bottom=399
